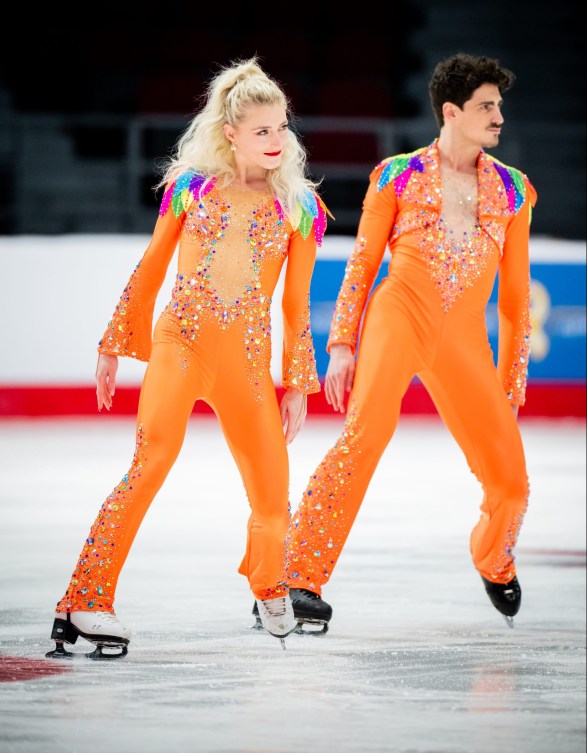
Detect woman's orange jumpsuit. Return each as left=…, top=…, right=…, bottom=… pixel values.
left=55, top=172, right=328, bottom=611
left=288, top=140, right=537, bottom=593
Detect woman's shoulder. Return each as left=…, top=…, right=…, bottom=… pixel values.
left=159, top=170, right=216, bottom=218
left=285, top=188, right=332, bottom=246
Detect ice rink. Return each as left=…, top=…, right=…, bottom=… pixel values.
left=0, top=414, right=585, bottom=753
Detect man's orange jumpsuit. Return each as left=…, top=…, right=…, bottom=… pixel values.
left=288, top=140, right=537, bottom=593
left=55, top=172, right=328, bottom=612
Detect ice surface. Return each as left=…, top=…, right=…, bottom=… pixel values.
left=0, top=416, right=585, bottom=753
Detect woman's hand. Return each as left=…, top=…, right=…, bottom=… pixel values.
left=96, top=353, right=118, bottom=411
left=325, top=344, right=356, bottom=413
left=280, top=388, right=307, bottom=445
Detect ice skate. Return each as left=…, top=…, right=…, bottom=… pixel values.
left=45, top=611, right=132, bottom=660
left=252, top=588, right=332, bottom=635
left=481, top=575, right=521, bottom=628
left=255, top=595, right=296, bottom=649
left=290, top=588, right=333, bottom=635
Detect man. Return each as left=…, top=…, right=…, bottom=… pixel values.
left=286, top=52, right=537, bottom=629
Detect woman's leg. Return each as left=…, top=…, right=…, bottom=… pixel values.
left=55, top=338, right=201, bottom=613
left=209, top=366, right=292, bottom=601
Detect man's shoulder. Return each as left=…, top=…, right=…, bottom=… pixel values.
left=483, top=153, right=530, bottom=182
left=482, top=153, right=537, bottom=208
left=370, top=145, right=429, bottom=192
left=373, top=145, right=427, bottom=173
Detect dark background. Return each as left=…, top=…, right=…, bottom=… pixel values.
left=0, top=1, right=584, bottom=239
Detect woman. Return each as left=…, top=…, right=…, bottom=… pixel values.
left=46, top=57, right=330, bottom=657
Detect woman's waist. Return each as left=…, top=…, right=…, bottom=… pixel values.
left=169, top=277, right=272, bottom=310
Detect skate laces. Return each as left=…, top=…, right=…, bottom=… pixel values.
left=300, top=589, right=319, bottom=600
left=262, top=597, right=287, bottom=617
left=93, top=612, right=119, bottom=623
left=93, top=613, right=121, bottom=629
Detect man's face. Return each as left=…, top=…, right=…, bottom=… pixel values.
left=454, top=83, right=505, bottom=149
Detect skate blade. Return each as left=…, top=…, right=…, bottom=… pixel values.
left=46, top=642, right=128, bottom=660
left=293, top=619, right=329, bottom=636
left=502, top=615, right=515, bottom=629
left=252, top=615, right=328, bottom=637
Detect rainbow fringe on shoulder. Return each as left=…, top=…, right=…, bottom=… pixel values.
left=375, top=149, right=426, bottom=197
left=160, top=171, right=330, bottom=245
left=159, top=171, right=216, bottom=218
left=375, top=144, right=531, bottom=215
left=490, top=159, right=530, bottom=214
left=275, top=190, right=331, bottom=246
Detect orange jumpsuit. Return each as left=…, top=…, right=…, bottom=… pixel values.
left=56, top=172, right=327, bottom=612
left=288, top=140, right=537, bottom=592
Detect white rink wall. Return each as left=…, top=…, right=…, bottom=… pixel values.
left=0, top=233, right=585, bottom=386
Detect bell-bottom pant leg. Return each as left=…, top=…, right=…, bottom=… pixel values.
left=210, top=364, right=292, bottom=601
left=55, top=337, right=200, bottom=613
left=418, top=320, right=529, bottom=584
left=288, top=291, right=423, bottom=596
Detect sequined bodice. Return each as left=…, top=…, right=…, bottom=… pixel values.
left=167, top=185, right=288, bottom=332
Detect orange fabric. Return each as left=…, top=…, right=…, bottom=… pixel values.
left=288, top=142, right=537, bottom=592
left=56, top=182, right=323, bottom=612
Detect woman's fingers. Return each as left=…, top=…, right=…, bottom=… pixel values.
left=95, top=355, right=118, bottom=411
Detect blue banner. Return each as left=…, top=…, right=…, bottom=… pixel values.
left=310, top=237, right=586, bottom=381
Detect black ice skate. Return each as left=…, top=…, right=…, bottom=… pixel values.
left=481, top=575, right=521, bottom=628
left=252, top=588, right=333, bottom=635
left=45, top=611, right=131, bottom=660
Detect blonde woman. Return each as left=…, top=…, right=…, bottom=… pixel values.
left=46, top=57, right=330, bottom=656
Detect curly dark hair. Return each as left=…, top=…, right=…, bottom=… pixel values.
left=428, top=53, right=516, bottom=128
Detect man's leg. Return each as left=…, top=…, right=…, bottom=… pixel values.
left=419, top=344, right=529, bottom=586
left=288, top=295, right=422, bottom=595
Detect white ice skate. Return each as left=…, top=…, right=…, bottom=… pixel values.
left=255, top=594, right=296, bottom=649
left=46, top=611, right=132, bottom=660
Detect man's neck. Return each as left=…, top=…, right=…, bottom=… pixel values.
left=436, top=132, right=481, bottom=173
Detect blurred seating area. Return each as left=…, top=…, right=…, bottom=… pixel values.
left=0, top=3, right=583, bottom=240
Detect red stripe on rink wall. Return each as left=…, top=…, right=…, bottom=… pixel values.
left=0, top=382, right=584, bottom=418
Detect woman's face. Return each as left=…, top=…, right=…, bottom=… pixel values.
left=225, top=103, right=289, bottom=170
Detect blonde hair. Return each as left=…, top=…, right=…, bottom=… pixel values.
left=157, top=57, right=321, bottom=219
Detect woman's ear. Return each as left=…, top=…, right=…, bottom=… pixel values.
left=223, top=123, right=235, bottom=144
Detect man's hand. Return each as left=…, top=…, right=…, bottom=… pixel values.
left=280, top=388, right=307, bottom=445
left=96, top=354, right=118, bottom=411
left=324, top=344, right=356, bottom=413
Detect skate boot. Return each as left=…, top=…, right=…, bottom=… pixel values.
left=45, top=611, right=132, bottom=660
left=290, top=589, right=332, bottom=635
left=255, top=595, right=296, bottom=649
left=481, top=575, right=521, bottom=628
left=252, top=588, right=332, bottom=635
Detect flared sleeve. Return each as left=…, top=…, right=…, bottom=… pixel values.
left=327, top=162, right=396, bottom=353
left=97, top=190, right=182, bottom=361
left=280, top=191, right=330, bottom=393
left=496, top=175, right=538, bottom=406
